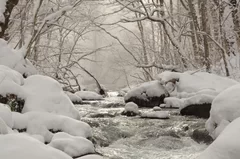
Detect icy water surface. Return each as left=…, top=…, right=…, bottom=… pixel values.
left=76, top=97, right=208, bottom=159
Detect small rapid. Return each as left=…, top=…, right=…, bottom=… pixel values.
left=77, top=97, right=208, bottom=159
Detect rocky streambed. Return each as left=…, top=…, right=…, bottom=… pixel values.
left=77, top=97, right=210, bottom=159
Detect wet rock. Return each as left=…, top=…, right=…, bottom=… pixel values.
left=180, top=103, right=211, bottom=119
left=89, top=113, right=117, bottom=118
left=191, top=128, right=213, bottom=144
left=124, top=81, right=169, bottom=108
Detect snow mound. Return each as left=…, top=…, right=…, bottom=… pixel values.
left=65, top=91, right=82, bottom=104
left=206, top=84, right=240, bottom=139
left=157, top=71, right=238, bottom=93
left=22, top=75, right=80, bottom=119
left=198, top=117, right=240, bottom=159
left=76, top=155, right=103, bottom=159
left=125, top=102, right=139, bottom=114
left=75, top=91, right=103, bottom=100
left=0, top=39, right=37, bottom=77
left=49, top=132, right=95, bottom=157
left=0, top=104, right=13, bottom=128
left=153, top=106, right=162, bottom=111
left=0, top=134, right=71, bottom=159
left=0, top=117, right=8, bottom=134
left=140, top=111, right=170, bottom=119
left=12, top=112, right=92, bottom=142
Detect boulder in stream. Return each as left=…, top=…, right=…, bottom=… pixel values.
left=180, top=103, right=211, bottom=119
left=121, top=102, right=139, bottom=117
left=124, top=81, right=169, bottom=108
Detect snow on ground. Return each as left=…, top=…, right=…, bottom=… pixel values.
left=140, top=111, right=170, bottom=119
left=157, top=71, right=238, bottom=93
left=0, top=134, right=72, bottom=159
left=0, top=39, right=37, bottom=77
left=12, top=112, right=92, bottom=142
left=206, top=84, right=240, bottom=139
left=75, top=91, right=103, bottom=100
left=0, top=117, right=8, bottom=134
left=22, top=75, right=80, bottom=119
left=65, top=91, right=82, bottom=104
left=198, top=117, right=240, bottom=159
left=49, top=132, right=95, bottom=157
left=124, top=102, right=139, bottom=114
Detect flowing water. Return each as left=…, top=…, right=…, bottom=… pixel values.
left=76, top=97, right=208, bottom=159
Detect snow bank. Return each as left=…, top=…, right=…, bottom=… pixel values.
left=198, top=117, right=240, bottom=159
left=75, top=91, right=103, bottom=100
left=49, top=132, right=95, bottom=157
left=0, top=104, right=13, bottom=128
left=0, top=117, right=8, bottom=134
left=22, top=75, right=80, bottom=119
left=12, top=112, right=92, bottom=142
left=65, top=91, right=82, bottom=104
left=157, top=71, right=238, bottom=93
left=206, top=84, right=240, bottom=139
left=0, top=39, right=37, bottom=77
left=0, top=134, right=71, bottom=159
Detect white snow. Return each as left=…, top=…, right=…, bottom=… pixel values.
left=0, top=39, right=37, bottom=77
left=140, top=111, right=170, bottom=119
left=76, top=155, right=103, bottom=159
left=198, top=117, right=240, bottom=159
left=153, top=106, right=162, bottom=111
left=75, top=91, right=103, bottom=100
left=22, top=75, right=80, bottom=119
left=65, top=91, right=82, bottom=103
left=157, top=71, right=238, bottom=93
left=0, top=117, right=8, bottom=134
left=206, top=84, right=240, bottom=139
left=124, top=80, right=168, bottom=101
left=0, top=0, right=6, bottom=23
left=0, top=134, right=72, bottom=159
left=12, top=112, right=92, bottom=142
left=125, top=102, right=139, bottom=114
left=0, top=104, right=13, bottom=128
left=49, top=132, right=95, bottom=157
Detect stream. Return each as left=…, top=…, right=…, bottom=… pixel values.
left=77, top=96, right=208, bottom=159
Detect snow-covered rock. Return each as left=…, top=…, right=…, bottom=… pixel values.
left=0, top=134, right=72, bottom=159
left=140, top=111, right=170, bottom=119
left=124, top=80, right=169, bottom=108
left=157, top=71, right=238, bottom=93
left=76, top=155, right=103, bottom=159
left=0, top=39, right=37, bottom=77
left=49, top=132, right=95, bottom=157
left=198, top=117, right=240, bottom=159
left=12, top=112, right=92, bottom=143
left=206, top=84, right=240, bottom=139
left=0, top=104, right=13, bottom=128
left=22, top=75, right=80, bottom=119
left=153, top=106, right=162, bottom=111
left=75, top=91, right=103, bottom=100
left=65, top=91, right=82, bottom=104
left=121, top=102, right=139, bottom=116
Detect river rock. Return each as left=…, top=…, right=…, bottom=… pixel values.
left=191, top=128, right=213, bottom=144
left=121, top=102, right=139, bottom=117
left=180, top=103, right=211, bottom=119
left=124, top=81, right=169, bottom=108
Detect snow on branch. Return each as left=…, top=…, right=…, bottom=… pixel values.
left=137, top=62, right=180, bottom=71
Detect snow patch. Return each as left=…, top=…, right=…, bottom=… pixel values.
left=75, top=91, right=103, bottom=100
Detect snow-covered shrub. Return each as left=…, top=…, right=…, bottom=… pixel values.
left=0, top=39, right=37, bottom=77
left=206, top=84, right=240, bottom=139
left=22, top=75, right=80, bottom=119
left=75, top=91, right=103, bottom=100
